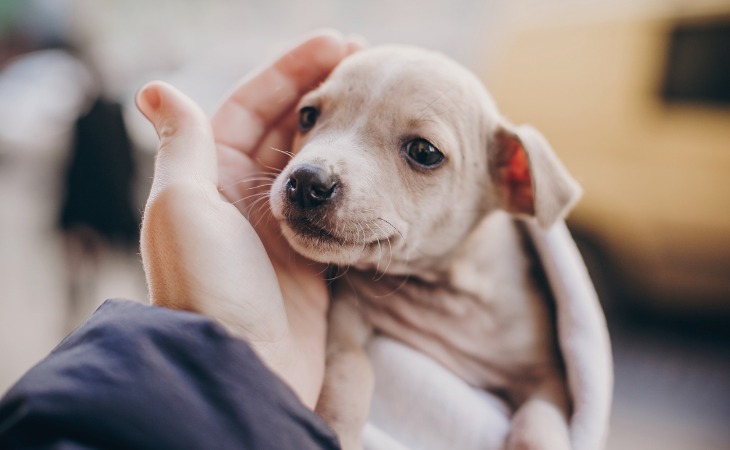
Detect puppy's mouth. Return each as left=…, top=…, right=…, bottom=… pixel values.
left=279, top=208, right=397, bottom=264
left=286, top=215, right=344, bottom=244
left=284, top=214, right=386, bottom=247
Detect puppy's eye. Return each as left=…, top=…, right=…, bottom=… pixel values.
left=299, top=106, right=319, bottom=132
left=404, top=138, right=444, bottom=168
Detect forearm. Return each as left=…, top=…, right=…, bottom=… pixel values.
left=0, top=299, right=339, bottom=450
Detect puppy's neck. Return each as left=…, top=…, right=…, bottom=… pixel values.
left=347, top=210, right=532, bottom=291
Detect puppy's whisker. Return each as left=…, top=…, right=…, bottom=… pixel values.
left=387, top=234, right=397, bottom=274
left=251, top=197, right=273, bottom=229
left=267, top=146, right=295, bottom=159
left=372, top=221, right=394, bottom=281
left=373, top=274, right=412, bottom=298
left=367, top=221, right=383, bottom=274
left=377, top=218, right=406, bottom=245
left=230, top=181, right=272, bottom=199
left=218, top=175, right=276, bottom=192
left=415, top=85, right=457, bottom=122
left=243, top=194, right=270, bottom=219
left=317, top=263, right=332, bottom=277
left=234, top=174, right=277, bottom=182
left=244, top=182, right=274, bottom=191
left=352, top=223, right=366, bottom=255
left=327, top=263, right=351, bottom=282
left=234, top=176, right=277, bottom=184
left=364, top=222, right=382, bottom=274
left=231, top=191, right=270, bottom=206
left=379, top=217, right=411, bottom=275
left=359, top=223, right=368, bottom=255
left=242, top=196, right=266, bottom=217
left=254, top=158, right=285, bottom=176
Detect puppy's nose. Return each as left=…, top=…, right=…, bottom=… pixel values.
left=286, top=164, right=337, bottom=208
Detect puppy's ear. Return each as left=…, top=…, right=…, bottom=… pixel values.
left=489, top=123, right=582, bottom=228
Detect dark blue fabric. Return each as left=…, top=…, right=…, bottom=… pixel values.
left=0, top=300, right=340, bottom=450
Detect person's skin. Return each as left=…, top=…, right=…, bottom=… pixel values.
left=135, top=30, right=363, bottom=410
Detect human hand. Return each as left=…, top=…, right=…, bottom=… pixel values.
left=136, top=30, right=363, bottom=409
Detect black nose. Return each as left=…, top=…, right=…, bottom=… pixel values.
left=286, top=164, right=337, bottom=208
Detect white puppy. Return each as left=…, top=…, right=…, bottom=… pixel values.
left=269, top=45, right=582, bottom=450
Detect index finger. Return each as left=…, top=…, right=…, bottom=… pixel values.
left=212, top=29, right=349, bottom=156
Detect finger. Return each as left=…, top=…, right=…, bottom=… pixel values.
left=345, top=33, right=369, bottom=54
left=252, top=110, right=299, bottom=172
left=212, top=29, right=348, bottom=157
left=250, top=31, right=366, bottom=172
left=137, top=81, right=217, bottom=199
left=251, top=34, right=368, bottom=172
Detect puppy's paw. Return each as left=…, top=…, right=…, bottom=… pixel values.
left=506, top=399, right=571, bottom=450
left=338, top=435, right=364, bottom=450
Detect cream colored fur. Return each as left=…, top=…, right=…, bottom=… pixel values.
left=269, top=45, right=585, bottom=450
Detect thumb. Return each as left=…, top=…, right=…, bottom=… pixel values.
left=136, top=81, right=218, bottom=199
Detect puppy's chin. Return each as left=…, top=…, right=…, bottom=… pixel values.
left=280, top=222, right=365, bottom=266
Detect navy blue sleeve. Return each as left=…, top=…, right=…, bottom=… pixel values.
left=0, top=300, right=340, bottom=450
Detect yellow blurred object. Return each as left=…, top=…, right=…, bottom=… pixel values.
left=488, top=12, right=730, bottom=314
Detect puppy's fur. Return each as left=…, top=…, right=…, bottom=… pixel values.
left=270, top=45, right=582, bottom=450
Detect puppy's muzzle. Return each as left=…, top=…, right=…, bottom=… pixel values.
left=286, top=163, right=338, bottom=209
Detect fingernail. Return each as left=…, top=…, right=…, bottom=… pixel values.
left=346, top=34, right=369, bottom=51
left=142, top=86, right=161, bottom=111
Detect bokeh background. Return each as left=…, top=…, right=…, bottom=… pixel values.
left=1, top=1, right=728, bottom=448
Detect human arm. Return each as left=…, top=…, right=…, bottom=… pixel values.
left=0, top=30, right=363, bottom=449
left=0, top=300, right=340, bottom=450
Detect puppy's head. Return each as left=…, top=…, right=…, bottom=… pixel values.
left=270, top=45, right=581, bottom=273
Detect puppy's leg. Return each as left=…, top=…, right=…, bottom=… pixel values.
left=316, top=293, right=374, bottom=450
left=506, top=374, right=571, bottom=450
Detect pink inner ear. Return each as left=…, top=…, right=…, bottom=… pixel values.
left=504, top=140, right=535, bottom=215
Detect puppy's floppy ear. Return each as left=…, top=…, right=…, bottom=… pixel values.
left=489, top=123, right=582, bottom=228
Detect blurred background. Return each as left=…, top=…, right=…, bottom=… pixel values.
left=1, top=0, right=728, bottom=448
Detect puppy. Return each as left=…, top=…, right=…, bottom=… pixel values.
left=269, top=45, right=582, bottom=450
